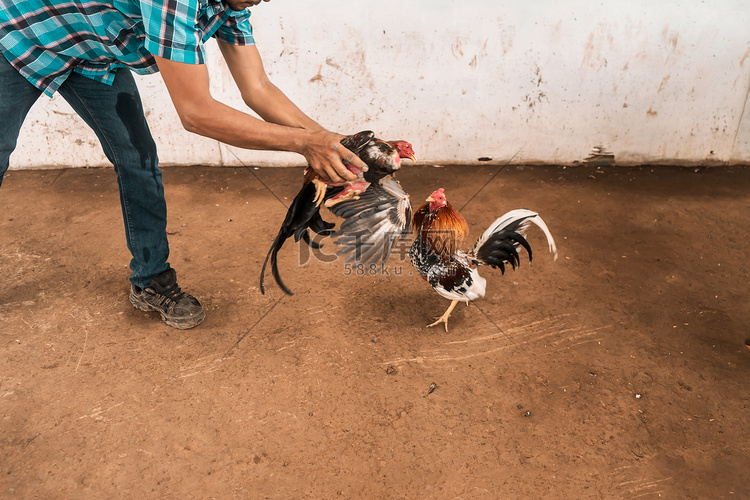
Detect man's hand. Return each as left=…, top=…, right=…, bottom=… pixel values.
left=301, top=130, right=367, bottom=184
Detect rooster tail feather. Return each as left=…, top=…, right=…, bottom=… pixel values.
left=270, top=238, right=294, bottom=296
left=472, top=209, right=557, bottom=268
left=308, top=211, right=335, bottom=237
left=526, top=212, right=558, bottom=260
left=301, top=231, right=324, bottom=250
left=474, top=231, right=529, bottom=270
left=288, top=182, right=323, bottom=241
left=259, top=183, right=321, bottom=296
left=259, top=240, right=273, bottom=295
left=259, top=231, right=294, bottom=296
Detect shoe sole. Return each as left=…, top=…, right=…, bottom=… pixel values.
left=129, top=294, right=205, bottom=330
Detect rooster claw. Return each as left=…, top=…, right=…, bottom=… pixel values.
left=312, top=178, right=327, bottom=207
left=426, top=299, right=460, bottom=333
left=427, top=316, right=450, bottom=332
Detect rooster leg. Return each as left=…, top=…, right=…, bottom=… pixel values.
left=427, top=300, right=460, bottom=332
left=312, top=178, right=327, bottom=207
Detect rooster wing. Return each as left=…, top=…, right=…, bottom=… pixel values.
left=327, top=175, right=411, bottom=268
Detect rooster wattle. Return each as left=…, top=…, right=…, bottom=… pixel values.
left=409, top=188, right=558, bottom=331
left=260, top=130, right=416, bottom=295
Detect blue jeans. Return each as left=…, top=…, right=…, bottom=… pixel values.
left=0, top=55, right=170, bottom=288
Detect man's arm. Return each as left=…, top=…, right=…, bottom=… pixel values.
left=153, top=50, right=364, bottom=183
left=217, top=41, right=320, bottom=131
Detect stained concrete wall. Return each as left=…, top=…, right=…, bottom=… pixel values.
left=8, top=0, right=750, bottom=169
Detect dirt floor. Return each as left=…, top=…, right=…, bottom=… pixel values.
left=1, top=163, right=749, bottom=499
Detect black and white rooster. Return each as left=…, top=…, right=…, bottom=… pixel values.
left=409, top=188, right=557, bottom=331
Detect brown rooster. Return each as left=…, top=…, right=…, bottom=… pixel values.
left=409, top=188, right=557, bottom=331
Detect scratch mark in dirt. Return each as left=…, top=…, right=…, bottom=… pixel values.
left=24, top=433, right=41, bottom=448
left=442, top=314, right=572, bottom=345
left=383, top=316, right=611, bottom=366
left=78, top=402, right=124, bottom=421
left=549, top=337, right=604, bottom=353
left=75, top=325, right=88, bottom=374
left=628, top=476, right=673, bottom=497
left=631, top=492, right=664, bottom=499
left=275, top=341, right=298, bottom=353
left=179, top=354, right=230, bottom=379
left=613, top=461, right=673, bottom=498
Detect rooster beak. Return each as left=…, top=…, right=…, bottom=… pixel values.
left=426, top=196, right=435, bottom=202
left=409, top=154, right=417, bottom=163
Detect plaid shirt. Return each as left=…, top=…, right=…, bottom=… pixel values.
left=0, top=0, right=255, bottom=96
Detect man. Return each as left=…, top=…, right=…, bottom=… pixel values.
left=0, top=0, right=367, bottom=329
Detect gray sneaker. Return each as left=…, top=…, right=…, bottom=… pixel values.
left=129, top=269, right=205, bottom=329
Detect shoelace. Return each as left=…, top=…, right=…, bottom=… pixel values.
left=150, top=282, right=185, bottom=308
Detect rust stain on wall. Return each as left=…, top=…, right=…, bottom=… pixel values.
left=309, top=65, right=323, bottom=83
left=580, top=32, right=596, bottom=68
left=325, top=57, right=341, bottom=70
left=451, top=37, right=464, bottom=59
left=657, top=75, right=670, bottom=93
left=740, top=48, right=750, bottom=67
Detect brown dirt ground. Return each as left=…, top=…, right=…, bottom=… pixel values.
left=1, top=163, right=749, bottom=499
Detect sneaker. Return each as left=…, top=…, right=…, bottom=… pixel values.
left=129, top=269, right=205, bottom=329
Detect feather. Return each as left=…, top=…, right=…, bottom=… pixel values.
left=260, top=181, right=320, bottom=295
left=413, top=201, right=468, bottom=263
left=259, top=131, right=414, bottom=295
left=474, top=231, right=530, bottom=271
left=473, top=209, right=557, bottom=260
left=328, top=174, right=411, bottom=268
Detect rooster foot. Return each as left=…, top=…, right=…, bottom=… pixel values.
left=312, top=178, right=328, bottom=207
left=324, top=180, right=370, bottom=208
left=426, top=300, right=460, bottom=333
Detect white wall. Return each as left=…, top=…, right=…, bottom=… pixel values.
left=10, top=0, right=750, bottom=169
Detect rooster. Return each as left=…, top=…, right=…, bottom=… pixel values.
left=409, top=188, right=557, bottom=331
left=260, top=130, right=416, bottom=295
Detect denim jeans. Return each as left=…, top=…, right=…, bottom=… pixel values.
left=0, top=55, right=170, bottom=288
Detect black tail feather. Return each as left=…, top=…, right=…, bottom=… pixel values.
left=260, top=231, right=294, bottom=295
left=475, top=230, right=533, bottom=273
left=259, top=182, right=322, bottom=296
left=309, top=211, right=335, bottom=236
left=270, top=236, right=294, bottom=296
left=301, top=231, right=323, bottom=250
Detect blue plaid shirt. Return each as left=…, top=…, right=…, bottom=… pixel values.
left=0, top=0, right=255, bottom=96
